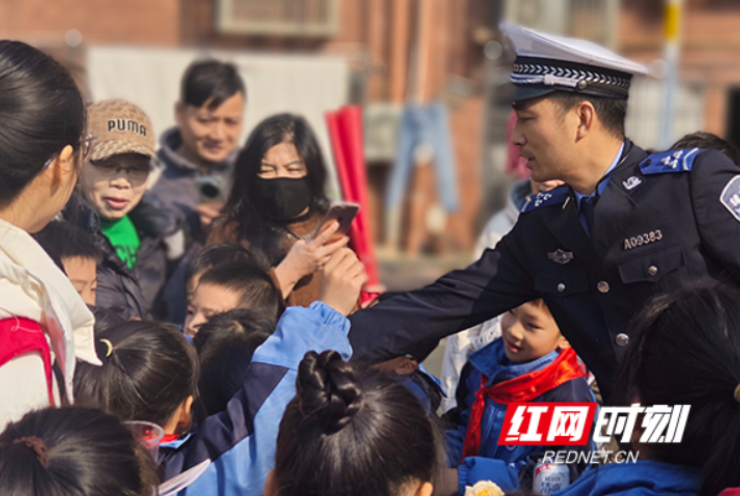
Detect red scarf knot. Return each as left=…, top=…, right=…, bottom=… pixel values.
left=461, top=348, right=586, bottom=461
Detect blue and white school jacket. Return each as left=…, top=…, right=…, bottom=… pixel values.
left=445, top=338, right=595, bottom=494
left=158, top=302, right=352, bottom=496
left=552, top=461, right=700, bottom=496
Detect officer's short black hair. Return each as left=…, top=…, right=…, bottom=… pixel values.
left=671, top=131, right=740, bottom=165
left=181, top=59, right=246, bottom=111
left=549, top=91, right=627, bottom=139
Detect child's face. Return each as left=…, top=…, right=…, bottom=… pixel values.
left=62, top=256, right=97, bottom=306
left=79, top=153, right=150, bottom=220
left=501, top=301, right=568, bottom=363
left=184, top=282, right=241, bottom=338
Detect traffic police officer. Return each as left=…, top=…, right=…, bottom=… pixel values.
left=348, top=24, right=740, bottom=400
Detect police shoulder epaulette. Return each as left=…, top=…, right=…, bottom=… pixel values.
left=639, top=148, right=700, bottom=175
left=520, top=185, right=569, bottom=214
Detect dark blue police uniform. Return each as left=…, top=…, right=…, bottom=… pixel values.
left=349, top=140, right=740, bottom=398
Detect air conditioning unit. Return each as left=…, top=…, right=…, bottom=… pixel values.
left=503, top=0, right=618, bottom=48
left=216, top=0, right=340, bottom=37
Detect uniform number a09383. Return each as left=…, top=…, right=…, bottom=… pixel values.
left=623, top=230, right=662, bottom=250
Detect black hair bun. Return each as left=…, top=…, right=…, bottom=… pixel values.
left=297, top=350, right=363, bottom=433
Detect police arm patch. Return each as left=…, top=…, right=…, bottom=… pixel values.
left=720, top=175, right=740, bottom=222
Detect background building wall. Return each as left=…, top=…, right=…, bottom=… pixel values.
left=3, top=0, right=740, bottom=258
left=620, top=0, right=740, bottom=145
left=0, top=0, right=180, bottom=45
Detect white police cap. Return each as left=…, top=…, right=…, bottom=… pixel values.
left=501, top=23, right=648, bottom=102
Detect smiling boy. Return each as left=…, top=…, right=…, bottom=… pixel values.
left=443, top=299, right=594, bottom=494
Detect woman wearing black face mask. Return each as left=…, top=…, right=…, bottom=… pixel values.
left=209, top=113, right=366, bottom=310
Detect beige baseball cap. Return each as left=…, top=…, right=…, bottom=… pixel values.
left=87, top=99, right=156, bottom=162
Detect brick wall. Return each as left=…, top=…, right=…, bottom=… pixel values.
left=0, top=0, right=180, bottom=46
left=620, top=0, right=740, bottom=140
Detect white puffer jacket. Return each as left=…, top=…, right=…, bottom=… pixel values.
left=0, top=217, right=100, bottom=428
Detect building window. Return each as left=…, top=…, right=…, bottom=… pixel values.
left=215, top=0, right=340, bottom=37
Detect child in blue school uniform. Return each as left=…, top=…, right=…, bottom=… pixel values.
left=72, top=246, right=367, bottom=496
left=445, top=298, right=595, bottom=494
left=73, top=301, right=351, bottom=496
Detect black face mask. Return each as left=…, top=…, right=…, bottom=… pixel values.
left=252, top=176, right=312, bottom=221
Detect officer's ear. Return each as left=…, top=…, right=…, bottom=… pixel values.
left=574, top=100, right=597, bottom=141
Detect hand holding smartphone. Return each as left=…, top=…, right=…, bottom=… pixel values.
left=315, top=202, right=360, bottom=240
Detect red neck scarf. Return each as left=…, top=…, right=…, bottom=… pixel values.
left=160, top=434, right=181, bottom=444
left=461, top=348, right=585, bottom=460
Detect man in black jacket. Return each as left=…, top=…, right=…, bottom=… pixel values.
left=348, top=24, right=740, bottom=400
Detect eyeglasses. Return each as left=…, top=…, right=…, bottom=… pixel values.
left=90, top=160, right=151, bottom=181
left=43, top=133, right=97, bottom=170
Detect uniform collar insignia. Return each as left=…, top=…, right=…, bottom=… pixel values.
left=622, top=176, right=642, bottom=190
left=548, top=249, right=574, bottom=265
left=520, top=185, right=569, bottom=213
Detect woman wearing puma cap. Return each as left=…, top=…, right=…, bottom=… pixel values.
left=66, top=99, right=184, bottom=320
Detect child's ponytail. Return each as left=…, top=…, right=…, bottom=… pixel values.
left=296, top=350, right=364, bottom=433
left=73, top=321, right=199, bottom=427
left=274, top=350, right=443, bottom=496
